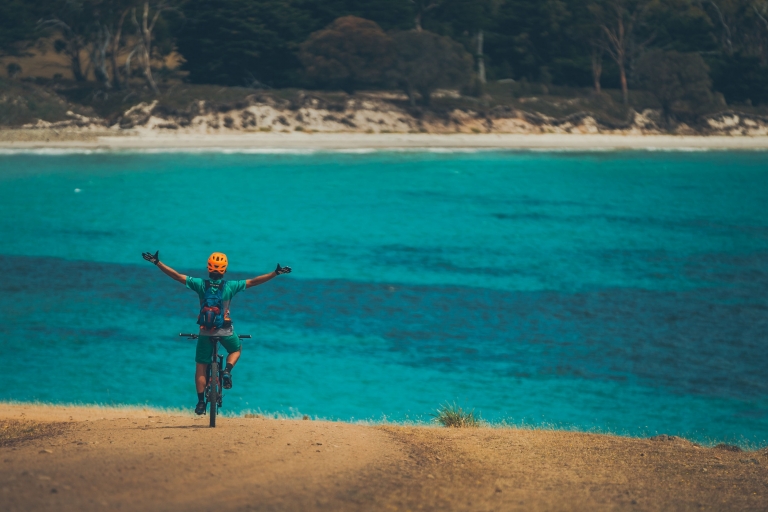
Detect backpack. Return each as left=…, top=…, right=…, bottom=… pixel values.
left=197, top=280, right=227, bottom=330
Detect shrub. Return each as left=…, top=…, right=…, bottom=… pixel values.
left=300, top=16, right=395, bottom=94
left=709, top=53, right=768, bottom=106
left=635, top=50, right=713, bottom=125
left=391, top=30, right=473, bottom=106
left=6, top=63, right=21, bottom=79
left=431, top=402, right=481, bottom=428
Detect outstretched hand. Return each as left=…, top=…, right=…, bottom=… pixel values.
left=142, top=250, right=159, bottom=265
left=275, top=263, right=292, bottom=275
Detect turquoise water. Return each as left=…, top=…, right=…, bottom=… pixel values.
left=2, top=149, right=767, bottom=445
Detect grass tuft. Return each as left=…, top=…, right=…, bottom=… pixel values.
left=431, top=402, right=481, bottom=428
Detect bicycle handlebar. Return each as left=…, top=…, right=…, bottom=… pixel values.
left=179, top=333, right=252, bottom=339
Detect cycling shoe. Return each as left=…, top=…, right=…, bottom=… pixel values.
left=222, top=371, right=233, bottom=390
left=195, top=401, right=207, bottom=415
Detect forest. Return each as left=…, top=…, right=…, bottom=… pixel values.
left=2, top=0, right=768, bottom=119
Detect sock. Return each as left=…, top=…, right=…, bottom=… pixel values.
left=197, top=392, right=204, bottom=402
left=225, top=363, right=234, bottom=372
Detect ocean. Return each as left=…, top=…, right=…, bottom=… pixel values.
left=1, top=149, right=767, bottom=445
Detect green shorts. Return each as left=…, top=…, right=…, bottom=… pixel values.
left=195, top=333, right=242, bottom=364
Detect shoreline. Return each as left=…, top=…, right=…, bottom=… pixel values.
left=1, top=403, right=766, bottom=511
left=2, top=131, right=768, bottom=151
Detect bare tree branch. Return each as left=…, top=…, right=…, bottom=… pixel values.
left=754, top=2, right=768, bottom=32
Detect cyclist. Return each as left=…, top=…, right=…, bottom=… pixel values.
left=142, top=250, right=291, bottom=415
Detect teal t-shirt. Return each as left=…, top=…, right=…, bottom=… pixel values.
left=186, top=277, right=247, bottom=335
left=186, top=277, right=247, bottom=302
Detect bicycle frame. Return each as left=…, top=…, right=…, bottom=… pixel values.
left=179, top=333, right=252, bottom=428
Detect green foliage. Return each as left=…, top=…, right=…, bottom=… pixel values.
left=6, top=63, right=22, bottom=79
left=0, top=0, right=37, bottom=56
left=392, top=30, right=473, bottom=105
left=0, top=78, right=86, bottom=126
left=709, top=53, right=768, bottom=106
left=300, top=16, right=395, bottom=93
left=6, top=0, right=768, bottom=110
left=635, top=49, right=713, bottom=123
left=432, top=402, right=481, bottom=428
left=176, top=0, right=313, bottom=87
left=297, top=0, right=415, bottom=31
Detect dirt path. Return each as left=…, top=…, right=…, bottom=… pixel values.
left=1, top=404, right=766, bottom=511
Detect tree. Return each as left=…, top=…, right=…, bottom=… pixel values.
left=429, top=0, right=496, bottom=83
left=391, top=30, right=473, bottom=106
left=488, top=0, right=573, bottom=83
left=411, top=0, right=443, bottom=31
left=0, top=1, right=37, bottom=57
left=38, top=0, right=94, bottom=82
left=300, top=16, right=395, bottom=93
left=129, top=1, right=180, bottom=93
left=34, top=0, right=138, bottom=88
left=176, top=0, right=311, bottom=87
left=589, top=0, right=652, bottom=105
left=710, top=52, right=768, bottom=104
left=296, top=0, right=414, bottom=32
left=635, top=49, right=712, bottom=124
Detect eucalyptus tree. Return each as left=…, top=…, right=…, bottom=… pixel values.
left=589, top=0, right=652, bottom=104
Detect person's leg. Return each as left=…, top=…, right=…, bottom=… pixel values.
left=226, top=349, right=241, bottom=368
left=220, top=334, right=242, bottom=389
left=195, top=363, right=207, bottom=393
left=194, top=336, right=211, bottom=414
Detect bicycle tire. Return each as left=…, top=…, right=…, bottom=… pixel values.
left=209, top=360, right=218, bottom=428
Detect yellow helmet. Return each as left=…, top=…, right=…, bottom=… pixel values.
left=207, top=252, right=228, bottom=274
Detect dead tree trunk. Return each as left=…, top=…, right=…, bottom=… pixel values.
left=597, top=1, right=643, bottom=105
left=412, top=1, right=440, bottom=31
left=700, top=0, right=733, bottom=55
left=477, top=30, right=486, bottom=84
left=132, top=2, right=163, bottom=94
left=69, top=44, right=87, bottom=82
left=591, top=45, right=603, bottom=93
left=111, top=10, right=129, bottom=89
left=90, top=25, right=112, bottom=89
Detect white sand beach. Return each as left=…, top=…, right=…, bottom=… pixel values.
left=2, top=130, right=768, bottom=151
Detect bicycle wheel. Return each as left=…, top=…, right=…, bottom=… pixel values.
left=209, top=360, right=218, bottom=428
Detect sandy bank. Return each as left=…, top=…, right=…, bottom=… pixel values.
left=2, top=131, right=768, bottom=151
left=1, top=404, right=765, bottom=511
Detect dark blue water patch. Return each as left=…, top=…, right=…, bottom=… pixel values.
left=491, top=211, right=768, bottom=239
left=5, top=254, right=768, bottom=403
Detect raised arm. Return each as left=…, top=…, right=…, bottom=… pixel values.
left=142, top=250, right=187, bottom=285
left=246, top=263, right=292, bottom=289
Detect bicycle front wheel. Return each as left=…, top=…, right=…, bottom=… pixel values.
left=208, top=361, right=218, bottom=428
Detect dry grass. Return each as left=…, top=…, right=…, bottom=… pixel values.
left=432, top=402, right=482, bottom=428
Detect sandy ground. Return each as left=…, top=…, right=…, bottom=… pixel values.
left=1, top=404, right=766, bottom=511
left=2, top=130, right=768, bottom=150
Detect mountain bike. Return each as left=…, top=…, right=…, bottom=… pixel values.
left=179, top=332, right=251, bottom=428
